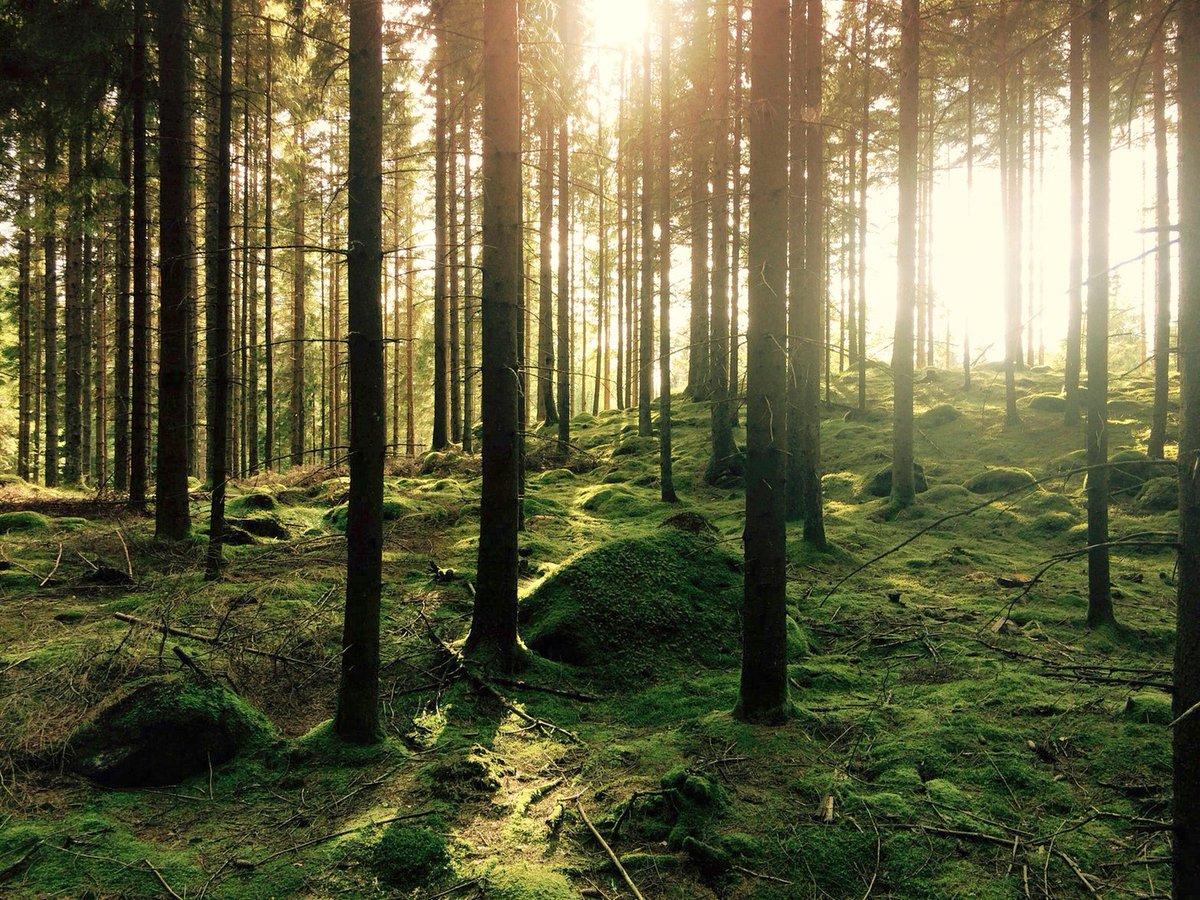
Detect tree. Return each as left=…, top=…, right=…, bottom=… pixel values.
left=114, top=105, right=130, bottom=492
left=685, top=0, right=711, bottom=400
left=658, top=4, right=677, bottom=503
left=154, top=0, right=191, bottom=540
left=1084, top=0, right=1114, bottom=630
left=537, top=109, right=556, bottom=425
left=432, top=6, right=450, bottom=450
left=706, top=0, right=736, bottom=485
left=205, top=0, right=233, bottom=580
left=736, top=0, right=789, bottom=725
left=638, top=28, right=654, bottom=439
left=465, top=0, right=522, bottom=668
left=1147, top=0, right=1171, bottom=460
left=556, top=0, right=574, bottom=451
left=263, top=17, right=275, bottom=470
left=1174, top=1, right=1200, bottom=891
left=335, top=0, right=385, bottom=744
left=891, top=0, right=919, bottom=508
left=129, top=0, right=149, bottom=508
left=290, top=121, right=307, bottom=466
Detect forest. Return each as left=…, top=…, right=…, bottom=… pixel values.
left=0, top=0, right=1197, bottom=896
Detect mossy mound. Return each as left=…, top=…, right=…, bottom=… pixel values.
left=1122, top=691, right=1173, bottom=725
left=1025, top=393, right=1066, bottom=413
left=1135, top=476, right=1177, bottom=513
left=918, top=404, right=961, bottom=427
left=0, top=511, right=51, bottom=535
left=227, top=515, right=289, bottom=540
left=660, top=510, right=717, bottom=534
left=1108, top=450, right=1162, bottom=494
left=65, top=675, right=274, bottom=787
left=519, top=530, right=741, bottom=678
left=863, top=462, right=928, bottom=498
left=579, top=486, right=655, bottom=518
left=963, top=467, right=1036, bottom=494
left=612, top=434, right=658, bottom=457
left=226, top=491, right=279, bottom=516
left=482, top=862, right=575, bottom=900
left=372, top=823, right=450, bottom=889
left=323, top=499, right=415, bottom=532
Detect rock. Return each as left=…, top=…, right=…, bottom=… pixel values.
left=660, top=511, right=718, bottom=535
left=917, top=404, right=961, bottom=427
left=1025, top=393, right=1065, bottom=413
left=1135, top=476, right=1178, bottom=513
left=1107, top=449, right=1161, bottom=494
left=227, top=515, right=289, bottom=540
left=64, top=675, right=273, bottom=787
left=963, top=467, right=1036, bottom=494
left=863, top=463, right=928, bottom=498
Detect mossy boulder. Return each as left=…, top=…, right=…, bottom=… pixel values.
left=227, top=515, right=289, bottom=540
left=1135, top=476, right=1178, bottom=513
left=0, top=511, right=51, bottom=535
left=660, top=510, right=717, bottom=535
left=918, top=404, right=961, bottom=427
left=963, top=467, right=1036, bottom=494
left=519, top=530, right=741, bottom=678
left=372, top=824, right=450, bottom=889
left=613, top=434, right=658, bottom=457
left=226, top=491, right=279, bottom=516
left=1122, top=691, right=1173, bottom=725
left=324, top=499, right=415, bottom=531
left=482, top=862, right=575, bottom=900
left=1108, top=450, right=1162, bottom=494
left=65, top=675, right=273, bottom=787
left=863, top=463, right=928, bottom=498
left=1025, top=393, right=1066, bottom=413
left=579, top=486, right=654, bottom=518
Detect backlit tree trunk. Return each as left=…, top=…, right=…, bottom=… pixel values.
left=1148, top=0, right=1172, bottom=460
left=638, top=28, right=654, bottom=438
left=537, top=109, right=556, bottom=424
left=130, top=0, right=149, bottom=508
left=1063, top=0, right=1084, bottom=426
left=659, top=4, right=677, bottom=503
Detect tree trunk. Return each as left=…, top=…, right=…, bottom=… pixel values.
left=1000, top=2, right=1020, bottom=428
left=638, top=29, right=654, bottom=439
left=205, top=0, right=234, bottom=579
left=707, top=0, right=735, bottom=485
left=1085, top=0, right=1114, bottom=629
left=114, top=107, right=130, bottom=491
left=659, top=5, right=677, bottom=503
left=43, top=114, right=59, bottom=488
left=406, top=207, right=416, bottom=455
left=64, top=125, right=83, bottom=485
left=686, top=0, right=711, bottom=400
left=130, top=0, right=149, bottom=508
left=464, top=112, right=476, bottom=452
left=556, top=117, right=572, bottom=447
left=1173, top=2, right=1200, bottom=892
left=18, top=178, right=32, bottom=482
left=450, top=115, right=462, bottom=445
left=290, top=122, right=306, bottom=466
left=729, top=0, right=745, bottom=425
left=1063, top=0, right=1084, bottom=426
left=736, top=0, right=790, bottom=725
left=335, top=0, right=385, bottom=743
left=536, top=110, right=556, bottom=425
left=155, top=0, right=193, bottom=540
left=891, top=0, right=918, bottom=507
left=1148, top=0, right=1172, bottom=460
left=786, top=0, right=806, bottom=522
left=466, top=0, right=523, bottom=668
left=264, top=18, right=275, bottom=469
left=857, top=0, right=871, bottom=411
left=432, top=19, right=450, bottom=450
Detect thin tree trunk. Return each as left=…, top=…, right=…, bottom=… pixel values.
left=64, top=125, right=82, bottom=485
left=857, top=0, right=871, bottom=411
left=1148, top=0, right=1172, bottom=460
left=264, top=18, right=275, bottom=469
left=466, top=0, right=523, bottom=667
left=1085, top=0, right=1114, bottom=629
left=659, top=6, right=677, bottom=503
left=786, top=0, right=806, bottom=522
left=891, top=0, right=918, bottom=507
left=155, top=0, right=193, bottom=539
left=638, top=28, right=654, bottom=439
left=729, top=0, right=744, bottom=425
left=616, top=55, right=627, bottom=411
left=43, top=113, right=59, bottom=489
left=335, top=0, right=385, bottom=743
left=432, top=19, right=450, bottom=449
left=464, top=111, right=476, bottom=452
left=1063, top=0, right=1085, bottom=425
left=18, top=178, right=32, bottom=482
left=686, top=0, right=711, bottom=400
left=556, top=117, right=572, bottom=447
left=130, top=0, right=149, bottom=508
left=291, top=122, right=306, bottom=466
left=114, top=106, right=130, bottom=491
left=736, top=0, right=790, bottom=725
left=94, top=239, right=107, bottom=487
left=206, top=0, right=234, bottom=579
left=406, top=207, right=416, bottom=455
left=537, top=110, right=556, bottom=425
left=1000, top=3, right=1020, bottom=428
left=450, top=115, right=462, bottom=445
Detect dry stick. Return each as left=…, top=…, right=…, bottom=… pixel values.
left=252, top=810, right=437, bottom=868
left=1169, top=697, right=1200, bottom=729
left=38, top=543, right=62, bottom=587
left=143, top=858, right=184, bottom=900
left=112, top=612, right=322, bottom=669
left=117, top=527, right=134, bottom=580
left=576, top=799, right=645, bottom=900
left=817, top=460, right=1177, bottom=606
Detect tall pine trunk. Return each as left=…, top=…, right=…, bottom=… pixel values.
left=466, top=0, right=523, bottom=667
left=659, top=6, right=677, bottom=503
left=155, top=0, right=192, bottom=539
left=64, top=125, right=82, bottom=485
left=537, top=110, right=556, bottom=424
left=130, top=0, right=149, bottom=508
left=43, top=114, right=59, bottom=488
left=1063, top=0, right=1084, bottom=426
left=736, top=0, right=790, bottom=725
left=686, top=0, right=711, bottom=400
left=556, top=117, right=571, bottom=448
left=432, top=17, right=450, bottom=449
left=335, top=0, right=385, bottom=743
left=114, top=107, right=131, bottom=491
left=290, top=122, right=306, bottom=465
left=638, top=28, right=654, bottom=438
left=1148, top=0, right=1172, bottom=460
left=17, top=179, right=32, bottom=481
left=264, top=19, right=275, bottom=469
left=1084, top=0, right=1114, bottom=629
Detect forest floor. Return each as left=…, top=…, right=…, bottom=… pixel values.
left=0, top=362, right=1180, bottom=898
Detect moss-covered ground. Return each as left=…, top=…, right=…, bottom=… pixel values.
left=0, top=364, right=1178, bottom=897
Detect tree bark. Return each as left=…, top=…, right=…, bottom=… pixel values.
left=1148, top=0, right=1172, bottom=460
left=659, top=5, right=677, bottom=503
left=432, top=15, right=450, bottom=450
left=130, top=0, right=149, bottom=508
left=638, top=28, right=654, bottom=439
left=735, top=0, right=790, bottom=725
left=1173, top=2, right=1200, bottom=892
left=686, top=0, right=711, bottom=400
left=464, top=111, right=476, bottom=452
left=17, top=177, right=32, bottom=482
left=1085, top=0, right=1114, bottom=629
left=290, top=122, right=306, bottom=466
left=335, top=0, right=385, bottom=743
left=114, top=106, right=131, bottom=491
left=466, top=0, right=523, bottom=668
left=890, top=0, right=918, bottom=507
left=155, top=0, right=193, bottom=540
left=1063, top=0, right=1084, bottom=426
left=450, top=115, right=462, bottom=445
left=64, top=124, right=83, bottom=485
left=264, top=18, right=275, bottom=470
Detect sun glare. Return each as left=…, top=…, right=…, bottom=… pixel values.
left=588, top=0, right=651, bottom=51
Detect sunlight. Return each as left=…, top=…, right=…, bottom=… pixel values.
left=587, top=0, right=651, bottom=51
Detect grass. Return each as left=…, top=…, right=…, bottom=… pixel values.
left=0, top=362, right=1179, bottom=897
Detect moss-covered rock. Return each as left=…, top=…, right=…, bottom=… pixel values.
left=1135, top=476, right=1178, bottom=513
left=613, top=435, right=658, bottom=457
left=225, top=491, right=279, bottom=516
left=1025, top=393, right=1066, bottom=413
left=0, top=511, right=51, bottom=535
left=482, top=862, right=575, bottom=900
left=918, top=404, right=961, bottom=427
left=863, top=463, right=928, bottom=498
left=372, top=823, right=450, bottom=889
left=1122, top=691, right=1173, bottom=725
left=963, top=467, right=1036, bottom=494
left=227, top=515, right=289, bottom=540
left=1108, top=449, right=1163, bottom=494
left=519, top=530, right=741, bottom=678
left=65, top=676, right=274, bottom=787
left=579, top=486, right=654, bottom=518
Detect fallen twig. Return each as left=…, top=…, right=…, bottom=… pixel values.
left=143, top=858, right=184, bottom=900
left=112, top=612, right=322, bottom=669
left=253, top=810, right=437, bottom=868
left=577, top=799, right=645, bottom=900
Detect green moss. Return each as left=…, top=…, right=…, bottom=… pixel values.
left=0, top=511, right=51, bottom=534
left=963, top=467, right=1036, bottom=494
left=1122, top=691, right=1173, bottom=725
left=918, top=404, right=961, bottom=427
left=1135, top=476, right=1177, bottom=512
left=483, top=861, right=576, bottom=900
left=613, top=435, right=658, bottom=457
left=863, top=463, right=928, bottom=498
left=226, top=491, right=279, bottom=515
left=579, top=486, right=655, bottom=518
left=372, top=823, right=450, bottom=889
left=1108, top=449, right=1162, bottom=493
left=1025, top=393, right=1066, bottom=413
left=518, top=530, right=741, bottom=678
